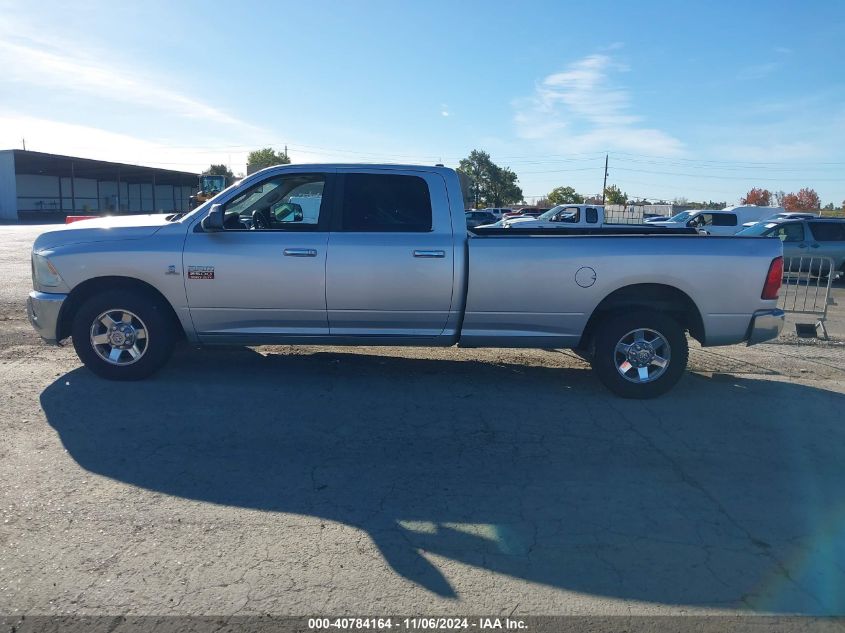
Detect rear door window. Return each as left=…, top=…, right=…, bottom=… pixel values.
left=340, top=174, right=432, bottom=232
left=809, top=222, right=845, bottom=241
left=585, top=207, right=598, bottom=223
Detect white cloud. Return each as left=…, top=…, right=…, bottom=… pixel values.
left=0, top=115, right=231, bottom=171
left=0, top=13, right=259, bottom=133
left=0, top=115, right=330, bottom=174
left=0, top=39, right=256, bottom=130
left=514, top=54, right=684, bottom=156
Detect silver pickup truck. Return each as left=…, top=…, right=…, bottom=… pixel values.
left=27, top=164, right=785, bottom=398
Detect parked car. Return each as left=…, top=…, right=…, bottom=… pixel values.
left=27, top=164, right=784, bottom=398
left=465, top=210, right=498, bottom=228
left=478, top=207, right=512, bottom=220
left=736, top=218, right=845, bottom=275
left=649, top=206, right=785, bottom=235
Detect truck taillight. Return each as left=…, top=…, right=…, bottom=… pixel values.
left=761, top=256, right=783, bottom=300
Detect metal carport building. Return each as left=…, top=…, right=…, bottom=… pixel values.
left=0, top=150, right=198, bottom=222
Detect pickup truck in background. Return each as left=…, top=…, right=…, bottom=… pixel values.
left=500, top=204, right=606, bottom=228
left=27, top=164, right=785, bottom=398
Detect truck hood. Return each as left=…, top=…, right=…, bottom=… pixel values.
left=503, top=216, right=539, bottom=227
left=32, top=214, right=173, bottom=252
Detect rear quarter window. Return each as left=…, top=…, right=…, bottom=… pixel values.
left=712, top=214, right=737, bottom=226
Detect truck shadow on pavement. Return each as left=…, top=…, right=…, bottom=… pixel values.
left=40, top=347, right=845, bottom=612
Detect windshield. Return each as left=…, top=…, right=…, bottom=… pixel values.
left=537, top=205, right=579, bottom=221
left=666, top=211, right=694, bottom=223
left=537, top=206, right=563, bottom=221
left=200, top=175, right=227, bottom=194
left=736, top=222, right=779, bottom=237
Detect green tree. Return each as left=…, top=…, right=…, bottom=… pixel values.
left=456, top=149, right=523, bottom=207
left=486, top=164, right=523, bottom=206
left=247, top=147, right=291, bottom=174
left=457, top=150, right=492, bottom=208
left=203, top=164, right=234, bottom=179
left=603, top=184, right=627, bottom=205
left=547, top=186, right=584, bottom=205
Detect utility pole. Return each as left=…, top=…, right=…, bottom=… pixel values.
left=22, top=138, right=26, bottom=151
left=601, top=153, right=608, bottom=204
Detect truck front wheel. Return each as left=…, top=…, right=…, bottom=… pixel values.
left=591, top=311, right=688, bottom=398
left=71, top=289, right=176, bottom=380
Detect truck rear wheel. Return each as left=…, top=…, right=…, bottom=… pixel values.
left=591, top=310, right=688, bottom=398
left=71, top=289, right=175, bottom=380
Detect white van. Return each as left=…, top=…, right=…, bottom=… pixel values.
left=650, top=206, right=785, bottom=236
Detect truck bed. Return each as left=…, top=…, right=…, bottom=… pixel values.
left=460, top=233, right=782, bottom=348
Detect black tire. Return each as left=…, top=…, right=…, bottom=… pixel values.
left=590, top=310, right=688, bottom=399
left=71, top=289, right=176, bottom=380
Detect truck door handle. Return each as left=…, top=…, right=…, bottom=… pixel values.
left=284, top=248, right=318, bottom=257
left=810, top=243, right=821, bottom=249
left=798, top=243, right=808, bottom=248
left=413, top=249, right=445, bottom=258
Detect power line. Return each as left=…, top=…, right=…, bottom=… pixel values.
left=611, top=166, right=843, bottom=182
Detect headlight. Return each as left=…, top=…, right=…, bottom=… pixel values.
left=32, top=252, right=63, bottom=288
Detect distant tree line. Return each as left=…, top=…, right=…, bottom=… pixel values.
left=741, top=186, right=824, bottom=211
left=202, top=149, right=843, bottom=214
left=202, top=147, right=291, bottom=181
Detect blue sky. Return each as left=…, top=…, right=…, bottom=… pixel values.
left=1, top=0, right=843, bottom=205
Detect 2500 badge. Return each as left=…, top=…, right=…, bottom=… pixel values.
left=187, top=265, right=214, bottom=280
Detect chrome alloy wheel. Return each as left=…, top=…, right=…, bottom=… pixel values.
left=89, top=309, right=149, bottom=366
left=614, top=328, right=671, bottom=383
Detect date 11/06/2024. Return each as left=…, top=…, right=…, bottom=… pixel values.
left=307, top=617, right=527, bottom=630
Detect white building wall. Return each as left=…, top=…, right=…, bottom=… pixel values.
left=138, top=183, right=152, bottom=212
left=127, top=183, right=142, bottom=213
left=16, top=174, right=63, bottom=214
left=6, top=151, right=196, bottom=218
left=59, top=177, right=99, bottom=212
left=154, top=184, right=174, bottom=212
left=0, top=151, right=16, bottom=221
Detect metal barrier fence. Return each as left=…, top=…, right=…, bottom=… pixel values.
left=779, top=256, right=840, bottom=339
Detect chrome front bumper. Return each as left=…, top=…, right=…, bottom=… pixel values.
left=747, top=308, right=785, bottom=345
left=27, top=291, right=67, bottom=345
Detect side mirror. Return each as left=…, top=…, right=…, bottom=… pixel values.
left=201, top=204, right=225, bottom=232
